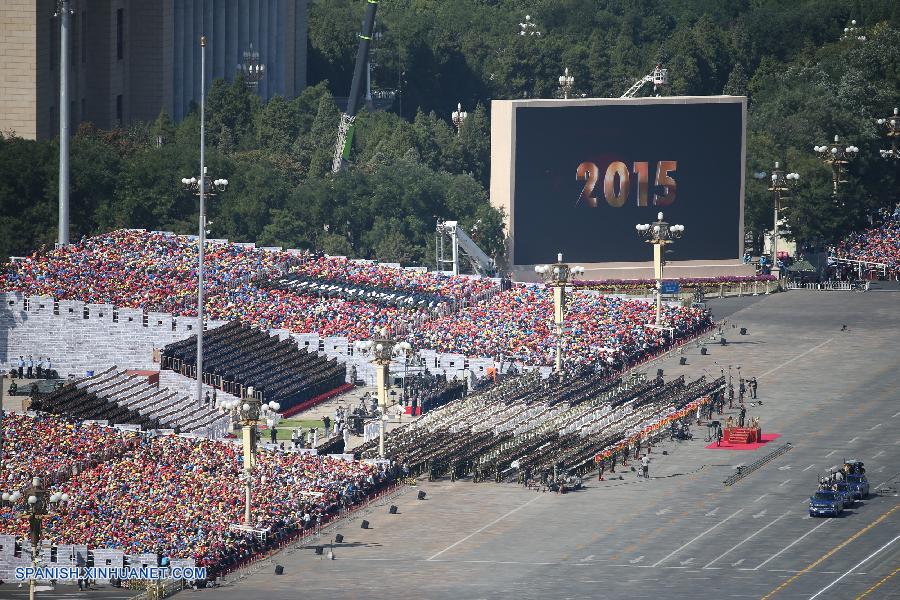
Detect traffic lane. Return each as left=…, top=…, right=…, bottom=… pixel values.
left=755, top=502, right=899, bottom=599
left=593, top=455, right=896, bottom=575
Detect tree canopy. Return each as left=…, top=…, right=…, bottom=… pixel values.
left=1, top=0, right=898, bottom=263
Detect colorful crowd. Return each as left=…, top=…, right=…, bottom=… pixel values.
left=0, top=412, right=385, bottom=577
left=1, top=230, right=714, bottom=367
left=410, top=287, right=711, bottom=367
left=833, top=214, right=900, bottom=271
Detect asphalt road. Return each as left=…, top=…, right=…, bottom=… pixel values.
left=204, top=289, right=900, bottom=600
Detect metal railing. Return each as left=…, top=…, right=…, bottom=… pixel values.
left=785, top=280, right=866, bottom=291
left=723, top=442, right=793, bottom=486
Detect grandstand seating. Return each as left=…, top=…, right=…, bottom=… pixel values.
left=161, top=321, right=347, bottom=413
left=0, top=291, right=224, bottom=377
left=36, top=367, right=227, bottom=434
left=359, top=370, right=724, bottom=484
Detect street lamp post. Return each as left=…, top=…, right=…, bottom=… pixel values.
left=814, top=135, right=858, bottom=194
left=535, top=254, right=584, bottom=376
left=3, top=478, right=71, bottom=600
left=877, top=107, right=899, bottom=160
left=221, top=389, right=279, bottom=526
left=558, top=68, right=574, bottom=100
left=354, top=330, right=413, bottom=458
left=636, top=213, right=684, bottom=327
left=181, top=38, right=228, bottom=409
left=451, top=103, right=468, bottom=135
left=753, top=163, right=800, bottom=277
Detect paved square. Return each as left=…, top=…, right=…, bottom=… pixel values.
left=204, top=290, right=900, bottom=600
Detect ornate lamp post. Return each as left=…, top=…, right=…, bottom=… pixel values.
left=841, top=19, right=866, bottom=41
left=221, top=389, right=279, bottom=526
left=753, top=163, right=800, bottom=277
left=558, top=68, right=575, bottom=100
left=877, top=107, right=899, bottom=160
left=452, top=103, right=468, bottom=135
left=814, top=135, right=858, bottom=194
left=238, top=43, right=266, bottom=89
left=519, top=14, right=541, bottom=37
left=636, top=213, right=684, bottom=327
left=355, top=330, right=413, bottom=458
left=535, top=254, right=584, bottom=376
left=3, top=478, right=71, bottom=600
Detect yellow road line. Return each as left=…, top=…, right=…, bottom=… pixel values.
left=760, top=504, right=899, bottom=600
left=856, top=566, right=900, bottom=599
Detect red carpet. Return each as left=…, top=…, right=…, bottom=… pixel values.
left=281, top=383, right=355, bottom=418
left=704, top=433, right=781, bottom=450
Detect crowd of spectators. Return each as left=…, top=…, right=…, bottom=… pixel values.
left=207, top=284, right=424, bottom=340
left=833, top=210, right=900, bottom=271
left=0, top=412, right=388, bottom=578
left=2, top=230, right=712, bottom=368
left=0, top=412, right=137, bottom=490
left=0, top=230, right=291, bottom=315
left=409, top=286, right=711, bottom=368
left=289, top=255, right=496, bottom=304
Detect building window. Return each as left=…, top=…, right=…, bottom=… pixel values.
left=116, top=9, right=123, bottom=59
left=116, top=95, right=123, bottom=126
left=81, top=11, right=87, bottom=63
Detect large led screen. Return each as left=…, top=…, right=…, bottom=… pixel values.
left=511, top=99, right=744, bottom=265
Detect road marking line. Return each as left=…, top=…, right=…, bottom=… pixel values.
left=848, top=437, right=859, bottom=444
left=826, top=450, right=837, bottom=457
left=758, top=338, right=833, bottom=379
left=753, top=519, right=833, bottom=570
left=779, top=479, right=791, bottom=487
left=705, top=507, right=720, bottom=517
left=856, top=566, right=900, bottom=599
left=754, top=494, right=768, bottom=502
left=760, top=504, right=899, bottom=599
left=872, top=450, right=884, bottom=459
left=869, top=423, right=882, bottom=430
left=892, top=411, right=900, bottom=418
left=426, top=495, right=542, bottom=561
left=803, top=464, right=815, bottom=472
left=809, top=534, right=900, bottom=600
left=651, top=508, right=744, bottom=567
left=703, top=513, right=788, bottom=569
